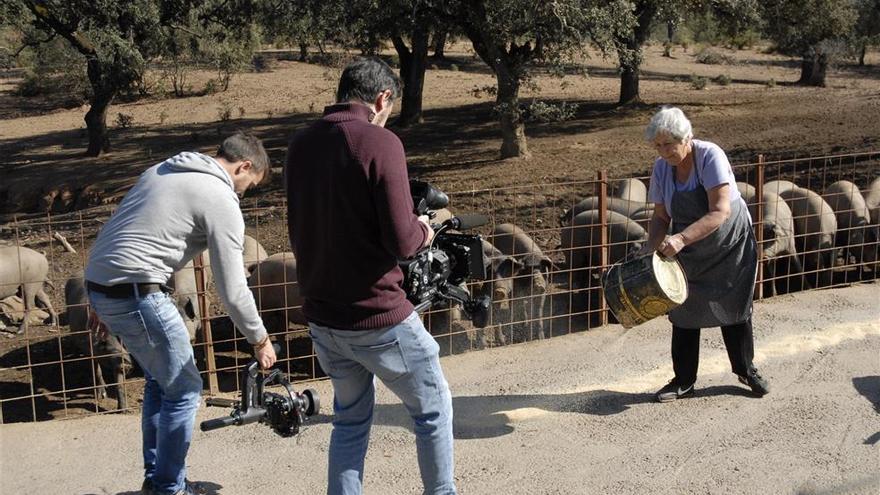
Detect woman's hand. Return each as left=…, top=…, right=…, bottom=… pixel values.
left=658, top=234, right=686, bottom=257
left=635, top=243, right=654, bottom=257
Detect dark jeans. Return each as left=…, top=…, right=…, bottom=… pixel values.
left=672, top=316, right=757, bottom=386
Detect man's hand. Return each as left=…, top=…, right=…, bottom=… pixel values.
left=418, top=215, right=435, bottom=247
left=658, top=234, right=686, bottom=257
left=255, top=341, right=277, bottom=369
left=87, top=308, right=110, bottom=341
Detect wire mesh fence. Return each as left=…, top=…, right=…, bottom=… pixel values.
left=0, top=150, right=877, bottom=423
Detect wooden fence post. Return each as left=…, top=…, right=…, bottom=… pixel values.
left=193, top=253, right=219, bottom=395
left=755, top=155, right=765, bottom=300
left=598, top=170, right=609, bottom=326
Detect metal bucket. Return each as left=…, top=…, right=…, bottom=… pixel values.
left=602, top=252, right=688, bottom=329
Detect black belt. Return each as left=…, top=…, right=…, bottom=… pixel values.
left=86, top=281, right=170, bottom=299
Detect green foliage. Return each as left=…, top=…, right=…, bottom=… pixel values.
left=521, top=100, right=579, bottom=123
left=761, top=0, right=858, bottom=56
left=669, top=1, right=762, bottom=49
left=13, top=38, right=90, bottom=106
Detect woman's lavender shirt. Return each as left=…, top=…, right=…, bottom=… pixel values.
left=647, top=139, right=745, bottom=220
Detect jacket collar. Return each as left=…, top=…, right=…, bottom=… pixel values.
left=323, top=102, right=375, bottom=123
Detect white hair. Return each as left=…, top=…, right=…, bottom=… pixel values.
left=645, top=106, right=693, bottom=143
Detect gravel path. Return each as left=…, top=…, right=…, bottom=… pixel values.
left=2, top=283, right=878, bottom=495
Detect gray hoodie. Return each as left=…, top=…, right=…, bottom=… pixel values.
left=86, top=151, right=267, bottom=344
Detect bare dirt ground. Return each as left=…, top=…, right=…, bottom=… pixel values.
left=1, top=283, right=878, bottom=495
left=1, top=43, right=879, bottom=217
left=0, top=42, right=879, bottom=494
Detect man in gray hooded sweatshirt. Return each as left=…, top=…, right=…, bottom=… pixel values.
left=85, top=132, right=276, bottom=495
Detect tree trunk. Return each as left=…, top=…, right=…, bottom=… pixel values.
left=617, top=2, right=656, bottom=105
left=858, top=43, right=866, bottom=66
left=798, top=49, right=827, bottom=87
left=84, top=60, right=115, bottom=156
left=618, top=63, right=640, bottom=105
left=496, top=69, right=529, bottom=159
left=663, top=19, right=676, bottom=57
left=431, top=31, right=447, bottom=59
left=392, top=27, right=430, bottom=127
left=298, top=42, right=308, bottom=62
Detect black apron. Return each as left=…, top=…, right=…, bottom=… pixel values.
left=668, top=161, right=757, bottom=328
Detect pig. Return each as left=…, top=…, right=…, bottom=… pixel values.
left=472, top=240, right=523, bottom=346
left=65, top=275, right=132, bottom=410
left=763, top=180, right=798, bottom=196
left=169, top=256, right=213, bottom=343
left=488, top=223, right=553, bottom=340
left=822, top=180, right=877, bottom=269
left=863, top=177, right=880, bottom=270
left=779, top=187, right=838, bottom=288
left=247, top=252, right=306, bottom=332
left=559, top=196, right=650, bottom=227
left=560, top=210, right=647, bottom=290
left=426, top=240, right=522, bottom=349
left=736, top=181, right=756, bottom=202
left=739, top=186, right=805, bottom=295
left=0, top=245, right=59, bottom=334
left=611, top=178, right=648, bottom=203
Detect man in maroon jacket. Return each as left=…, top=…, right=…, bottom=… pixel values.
left=285, top=57, right=456, bottom=495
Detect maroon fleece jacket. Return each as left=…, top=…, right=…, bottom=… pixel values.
left=284, top=103, right=429, bottom=330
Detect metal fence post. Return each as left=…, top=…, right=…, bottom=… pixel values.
left=193, top=253, right=219, bottom=395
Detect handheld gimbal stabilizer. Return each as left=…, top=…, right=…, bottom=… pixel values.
left=200, top=344, right=320, bottom=438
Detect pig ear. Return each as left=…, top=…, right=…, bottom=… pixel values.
left=183, top=299, right=196, bottom=320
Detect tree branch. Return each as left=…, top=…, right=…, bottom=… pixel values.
left=12, top=31, right=56, bottom=57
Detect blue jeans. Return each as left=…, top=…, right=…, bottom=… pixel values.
left=88, top=288, right=202, bottom=495
left=309, top=312, right=456, bottom=495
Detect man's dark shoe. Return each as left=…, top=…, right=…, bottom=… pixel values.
left=738, top=371, right=769, bottom=396
left=656, top=379, right=695, bottom=402
left=141, top=478, right=154, bottom=495
left=173, top=479, right=208, bottom=495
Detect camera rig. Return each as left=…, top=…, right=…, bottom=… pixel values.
left=400, top=180, right=491, bottom=328
left=200, top=345, right=319, bottom=438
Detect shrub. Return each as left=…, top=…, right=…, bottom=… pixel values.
left=765, top=78, right=776, bottom=88
left=203, top=78, right=220, bottom=95
left=690, top=75, right=708, bottom=90
left=714, top=74, right=732, bottom=86
left=449, top=63, right=459, bottom=71
left=217, top=101, right=233, bottom=121
left=695, top=47, right=733, bottom=65
left=115, top=113, right=134, bottom=129
left=252, top=53, right=271, bottom=73
left=521, top=100, right=579, bottom=123
left=158, top=110, right=169, bottom=125
left=470, top=85, right=498, bottom=98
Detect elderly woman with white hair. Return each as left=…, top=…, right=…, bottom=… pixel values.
left=642, top=106, right=769, bottom=402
